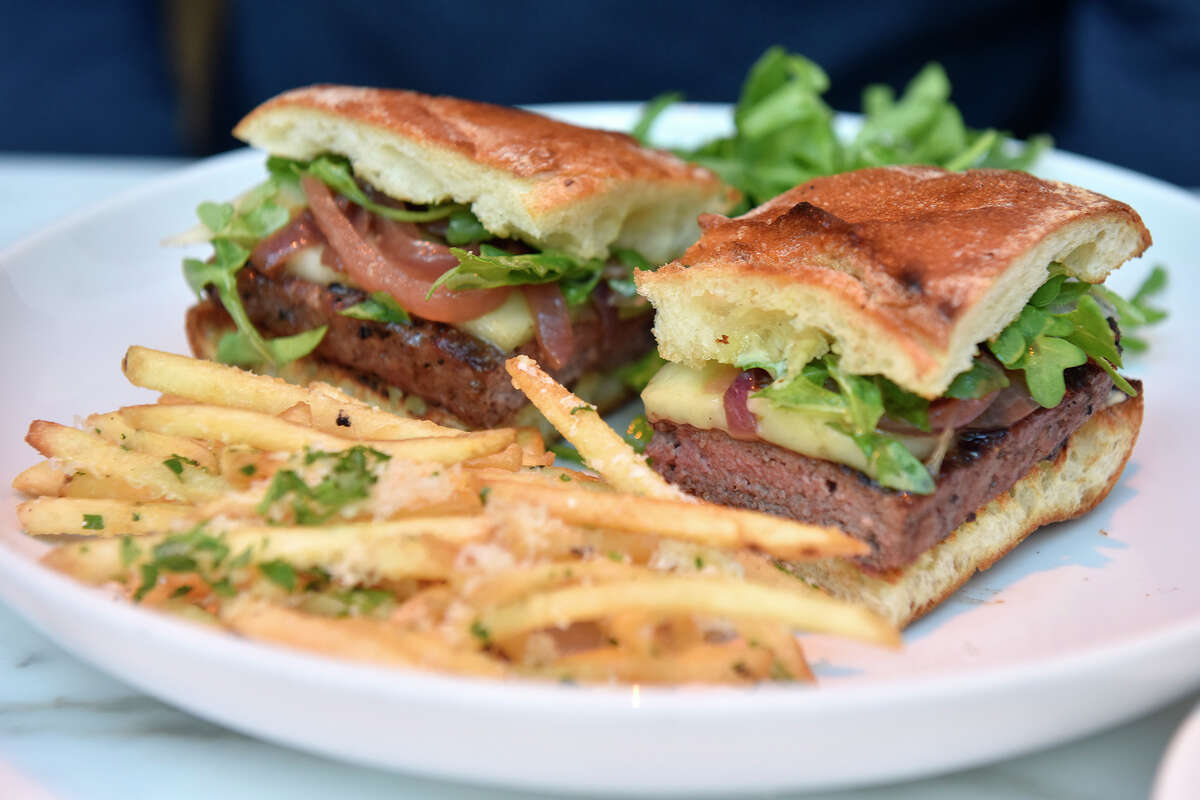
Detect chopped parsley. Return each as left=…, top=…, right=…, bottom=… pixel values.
left=162, top=454, right=199, bottom=480
left=81, top=514, right=104, bottom=530
left=256, top=446, right=391, bottom=524
left=470, top=620, right=490, bottom=641
left=257, top=559, right=297, bottom=591
left=240, top=464, right=257, bottom=477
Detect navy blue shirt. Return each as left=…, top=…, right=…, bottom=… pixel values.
left=2, top=0, right=1197, bottom=185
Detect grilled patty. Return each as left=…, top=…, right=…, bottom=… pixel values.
left=646, top=364, right=1123, bottom=573
left=233, top=268, right=655, bottom=428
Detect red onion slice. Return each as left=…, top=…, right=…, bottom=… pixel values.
left=523, top=283, right=575, bottom=370
left=724, top=369, right=771, bottom=439
left=302, top=175, right=508, bottom=324
left=249, top=210, right=323, bottom=275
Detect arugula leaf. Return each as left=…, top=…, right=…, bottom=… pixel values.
left=835, top=425, right=935, bottom=495
left=632, top=92, right=684, bottom=145
left=444, top=208, right=490, bottom=245
left=258, top=559, right=297, bottom=591
left=754, top=354, right=934, bottom=493
left=614, top=349, right=665, bottom=392
left=216, top=326, right=329, bottom=369
left=271, top=155, right=464, bottom=223
left=185, top=178, right=324, bottom=368
left=986, top=271, right=1147, bottom=408
left=338, top=292, right=411, bottom=326
left=879, top=376, right=932, bottom=431
left=944, top=357, right=1009, bottom=400
left=430, top=244, right=605, bottom=307
left=824, top=356, right=883, bottom=434
left=606, top=248, right=654, bottom=297
left=635, top=47, right=1049, bottom=209
left=624, top=414, right=654, bottom=454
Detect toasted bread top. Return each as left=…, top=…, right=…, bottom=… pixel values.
left=234, top=86, right=735, bottom=262
left=637, top=166, right=1151, bottom=397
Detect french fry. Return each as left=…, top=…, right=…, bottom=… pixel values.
left=83, top=411, right=217, bottom=472
left=276, top=402, right=313, bottom=426
left=480, top=479, right=866, bottom=560
left=455, top=558, right=636, bottom=608
left=515, top=427, right=555, bottom=467
left=220, top=597, right=505, bottom=677
left=474, top=574, right=900, bottom=648
left=463, top=443, right=523, bottom=471
left=26, top=421, right=227, bottom=503
left=505, top=355, right=683, bottom=499
left=63, top=472, right=173, bottom=502
left=734, top=620, right=816, bottom=682
left=546, top=640, right=773, bottom=684
left=122, top=346, right=456, bottom=439
left=12, top=461, right=67, bottom=496
left=120, top=404, right=516, bottom=464
left=18, top=498, right=198, bottom=537
left=42, top=516, right=486, bottom=586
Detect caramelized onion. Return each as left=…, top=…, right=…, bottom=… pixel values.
left=249, top=210, right=323, bottom=275
left=302, top=175, right=508, bottom=323
left=723, top=369, right=771, bottom=439
left=523, top=283, right=575, bottom=370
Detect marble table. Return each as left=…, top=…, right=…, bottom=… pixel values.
left=0, top=155, right=1195, bottom=800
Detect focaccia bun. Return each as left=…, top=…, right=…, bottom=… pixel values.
left=234, top=85, right=736, bottom=263
left=784, top=390, right=1142, bottom=627
left=637, top=166, right=1151, bottom=397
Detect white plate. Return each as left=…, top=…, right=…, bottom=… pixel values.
left=1, top=105, right=1198, bottom=796
left=1154, top=702, right=1200, bottom=800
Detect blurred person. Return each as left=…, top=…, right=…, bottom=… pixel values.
left=1, top=0, right=1197, bottom=185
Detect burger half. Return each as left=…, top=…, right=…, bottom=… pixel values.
left=636, top=166, right=1151, bottom=627
left=178, top=86, right=734, bottom=430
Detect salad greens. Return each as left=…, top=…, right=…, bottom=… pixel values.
left=338, top=291, right=412, bottom=326
left=987, top=263, right=1140, bottom=408
left=429, top=244, right=653, bottom=308
left=634, top=46, right=1051, bottom=211
left=755, top=355, right=935, bottom=494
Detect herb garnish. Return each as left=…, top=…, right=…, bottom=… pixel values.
left=755, top=355, right=934, bottom=494
left=184, top=175, right=327, bottom=368
left=256, top=446, right=391, bottom=525
left=81, top=514, right=104, bottom=530
left=338, top=291, right=412, bottom=326
left=634, top=47, right=1050, bottom=211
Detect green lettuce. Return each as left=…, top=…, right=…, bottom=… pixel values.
left=634, top=47, right=1050, bottom=210
left=755, top=355, right=935, bottom=494
left=183, top=178, right=327, bottom=368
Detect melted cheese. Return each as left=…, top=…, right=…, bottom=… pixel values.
left=642, top=361, right=936, bottom=475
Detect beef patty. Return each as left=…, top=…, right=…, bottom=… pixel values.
left=646, top=364, right=1125, bottom=573
left=232, top=268, right=655, bottom=428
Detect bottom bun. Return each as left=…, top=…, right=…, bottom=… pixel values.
left=185, top=300, right=633, bottom=438
left=781, top=392, right=1144, bottom=628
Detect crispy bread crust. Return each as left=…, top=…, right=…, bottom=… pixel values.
left=638, top=166, right=1151, bottom=396
left=235, top=86, right=719, bottom=192
left=233, top=86, right=736, bottom=262
left=785, top=390, right=1144, bottom=628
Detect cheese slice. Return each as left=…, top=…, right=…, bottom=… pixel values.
left=642, top=361, right=936, bottom=474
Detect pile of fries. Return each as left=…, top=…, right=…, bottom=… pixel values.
left=12, top=346, right=898, bottom=684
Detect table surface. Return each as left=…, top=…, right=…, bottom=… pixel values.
left=0, top=153, right=1195, bottom=800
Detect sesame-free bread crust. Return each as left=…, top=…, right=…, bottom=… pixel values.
left=234, top=86, right=735, bottom=263
left=637, top=166, right=1150, bottom=397
left=783, top=391, right=1143, bottom=628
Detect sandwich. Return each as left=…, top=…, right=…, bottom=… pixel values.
left=179, top=86, right=733, bottom=430
left=635, top=166, right=1151, bottom=627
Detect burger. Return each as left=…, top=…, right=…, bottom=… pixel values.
left=178, top=86, right=734, bottom=431
left=635, top=166, right=1150, bottom=627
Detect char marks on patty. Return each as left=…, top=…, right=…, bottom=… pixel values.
left=234, top=268, right=654, bottom=428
